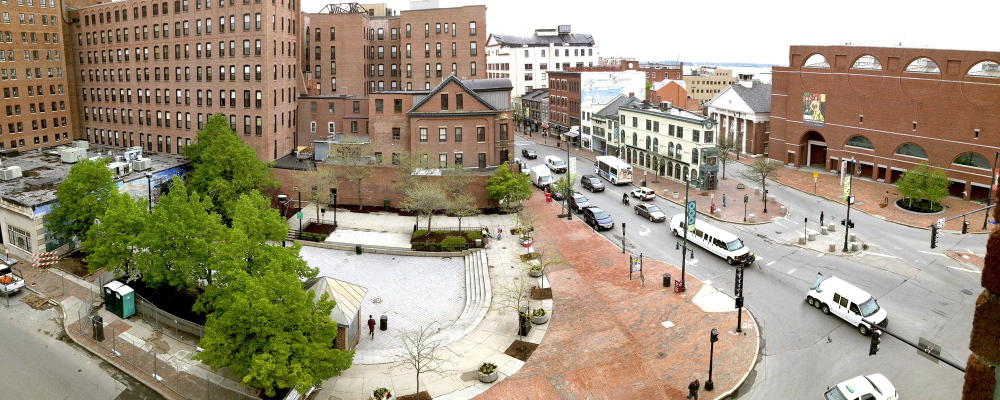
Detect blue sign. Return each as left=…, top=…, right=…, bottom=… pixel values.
left=686, top=201, right=697, bottom=227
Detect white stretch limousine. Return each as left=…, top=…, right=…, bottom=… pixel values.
left=670, top=214, right=754, bottom=265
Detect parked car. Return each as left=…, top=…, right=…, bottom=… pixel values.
left=824, top=373, right=898, bottom=400
left=580, top=174, right=605, bottom=192
left=519, top=162, right=530, bottom=175
left=806, top=273, right=888, bottom=335
left=521, top=148, right=538, bottom=159
left=630, top=187, right=656, bottom=201
left=544, top=155, right=567, bottom=173
left=634, top=203, right=666, bottom=222
left=581, top=207, right=614, bottom=231
left=568, top=192, right=591, bottom=213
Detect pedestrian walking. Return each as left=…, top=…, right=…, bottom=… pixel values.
left=497, top=225, right=503, bottom=241
left=885, top=191, right=890, bottom=204
left=820, top=211, right=825, bottom=226
left=723, top=193, right=727, bottom=207
left=368, top=315, right=377, bottom=340
left=687, top=378, right=700, bottom=399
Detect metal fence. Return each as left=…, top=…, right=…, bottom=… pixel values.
left=133, top=293, right=206, bottom=340
left=75, top=309, right=258, bottom=400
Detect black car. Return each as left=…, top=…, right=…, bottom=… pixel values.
left=581, top=207, right=614, bottom=231
left=568, top=192, right=591, bottom=213
left=521, top=148, right=538, bottom=159
left=580, top=174, right=605, bottom=192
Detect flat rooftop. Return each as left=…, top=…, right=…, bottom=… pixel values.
left=0, top=143, right=188, bottom=208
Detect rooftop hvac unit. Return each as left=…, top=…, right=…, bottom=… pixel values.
left=107, top=162, right=132, bottom=178
left=72, top=140, right=90, bottom=150
left=131, top=158, right=151, bottom=171
left=0, top=166, right=22, bottom=181
left=59, top=147, right=87, bottom=163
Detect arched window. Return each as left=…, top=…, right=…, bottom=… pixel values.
left=953, top=153, right=991, bottom=169
left=676, top=144, right=683, bottom=159
left=690, top=170, right=698, bottom=182
left=632, top=132, right=637, bottom=147
left=683, top=166, right=690, bottom=181
left=653, top=138, right=659, bottom=152
left=668, top=142, right=675, bottom=156
left=905, top=57, right=940, bottom=74
left=894, top=143, right=928, bottom=159
left=691, top=148, right=699, bottom=164
left=851, top=55, right=882, bottom=71
left=845, top=135, right=874, bottom=150
left=967, top=61, right=1000, bottom=78
left=803, top=54, right=830, bottom=68
left=645, top=136, right=651, bottom=151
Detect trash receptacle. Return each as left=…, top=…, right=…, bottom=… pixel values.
left=545, top=193, right=552, bottom=203
left=663, top=273, right=671, bottom=288
left=92, top=315, right=105, bottom=341
left=383, top=198, right=390, bottom=210
left=380, top=315, right=387, bottom=331
left=355, top=245, right=362, bottom=255
left=641, top=180, right=646, bottom=187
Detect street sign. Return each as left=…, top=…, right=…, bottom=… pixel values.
left=813, top=171, right=819, bottom=178
left=686, top=201, right=697, bottom=227
left=935, top=218, right=946, bottom=229
left=990, top=220, right=997, bottom=225
left=296, top=211, right=304, bottom=220
left=917, top=338, right=942, bottom=364
left=568, top=157, right=577, bottom=176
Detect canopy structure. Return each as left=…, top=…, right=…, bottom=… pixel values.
left=306, top=277, right=367, bottom=327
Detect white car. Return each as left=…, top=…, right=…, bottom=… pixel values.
left=630, top=187, right=656, bottom=201
left=824, top=373, right=898, bottom=400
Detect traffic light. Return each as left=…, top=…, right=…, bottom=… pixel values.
left=962, top=221, right=970, bottom=234
left=931, top=226, right=938, bottom=249
left=869, top=328, right=881, bottom=356
left=711, top=328, right=719, bottom=343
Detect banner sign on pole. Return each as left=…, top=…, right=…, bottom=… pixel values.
left=686, top=201, right=697, bottom=230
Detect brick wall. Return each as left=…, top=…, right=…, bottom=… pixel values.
left=963, top=200, right=1000, bottom=399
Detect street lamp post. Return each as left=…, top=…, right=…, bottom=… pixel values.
left=705, top=328, right=719, bottom=391
left=566, top=132, right=572, bottom=221
left=743, top=194, right=749, bottom=222
left=332, top=188, right=338, bottom=229
left=984, top=151, right=1000, bottom=230
left=680, top=176, right=703, bottom=292
left=736, top=258, right=746, bottom=332
left=145, top=172, right=153, bottom=213
left=843, top=159, right=855, bottom=252
left=278, top=194, right=288, bottom=247
left=295, top=187, right=302, bottom=235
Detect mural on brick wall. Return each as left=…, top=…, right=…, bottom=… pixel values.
left=802, top=93, right=826, bottom=127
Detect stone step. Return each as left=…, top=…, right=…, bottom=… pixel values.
left=458, top=253, right=476, bottom=321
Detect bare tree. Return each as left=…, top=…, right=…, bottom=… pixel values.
left=736, top=157, right=782, bottom=213
left=445, top=193, right=481, bottom=231
left=295, top=166, right=338, bottom=221
left=492, top=270, right=533, bottom=347
left=716, top=135, right=741, bottom=180
left=400, top=182, right=448, bottom=230
left=331, top=143, right=376, bottom=210
left=395, top=324, right=449, bottom=395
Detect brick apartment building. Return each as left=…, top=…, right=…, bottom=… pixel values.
left=302, top=2, right=485, bottom=97
left=65, top=0, right=302, bottom=161
left=0, top=0, right=75, bottom=152
left=547, top=67, right=646, bottom=147
left=770, top=45, right=1000, bottom=200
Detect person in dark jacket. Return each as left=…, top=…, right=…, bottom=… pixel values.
left=687, top=379, right=700, bottom=399
left=368, top=315, right=376, bottom=340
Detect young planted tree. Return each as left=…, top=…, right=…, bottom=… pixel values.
left=485, top=162, right=534, bottom=213
left=82, top=192, right=148, bottom=278
left=550, top=173, right=577, bottom=207
left=45, top=158, right=118, bottom=245
left=895, top=163, right=949, bottom=211
left=395, top=324, right=449, bottom=395
left=136, top=176, right=226, bottom=290
left=716, top=135, right=741, bottom=180
left=183, top=113, right=277, bottom=224
left=736, top=157, right=782, bottom=213
left=195, top=268, right=352, bottom=396
left=331, top=143, right=376, bottom=210
left=296, top=166, right=338, bottom=221
left=492, top=270, right=533, bottom=346
left=445, top=193, right=481, bottom=231
left=400, top=181, right=448, bottom=230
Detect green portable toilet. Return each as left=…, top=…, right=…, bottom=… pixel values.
left=114, top=284, right=135, bottom=319
left=103, top=281, right=123, bottom=315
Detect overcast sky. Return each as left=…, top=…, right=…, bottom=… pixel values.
left=301, top=0, right=999, bottom=65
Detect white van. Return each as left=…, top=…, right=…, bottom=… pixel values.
left=669, top=214, right=753, bottom=265
left=544, top=156, right=567, bottom=173
left=806, top=273, right=889, bottom=335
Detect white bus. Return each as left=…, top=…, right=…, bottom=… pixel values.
left=594, top=156, right=633, bottom=185
left=669, top=214, right=754, bottom=265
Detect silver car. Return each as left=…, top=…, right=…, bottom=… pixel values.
left=634, top=203, right=666, bottom=222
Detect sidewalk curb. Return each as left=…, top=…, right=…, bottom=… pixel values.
left=732, top=158, right=992, bottom=235
left=52, top=296, right=179, bottom=400
left=522, top=134, right=781, bottom=226
left=714, top=308, right=761, bottom=400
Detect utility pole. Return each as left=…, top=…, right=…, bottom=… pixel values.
left=984, top=151, right=999, bottom=230
left=843, top=174, right=854, bottom=252
left=566, top=135, right=572, bottom=221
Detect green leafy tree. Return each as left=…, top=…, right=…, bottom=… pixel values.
left=485, top=162, right=533, bottom=213
left=82, top=192, right=148, bottom=278
left=194, top=269, right=352, bottom=396
left=925, top=166, right=950, bottom=206
left=45, top=158, right=117, bottom=244
left=736, top=157, right=782, bottom=213
left=894, top=164, right=925, bottom=208
left=136, top=177, right=225, bottom=290
left=550, top=173, right=577, bottom=202
left=183, top=113, right=277, bottom=223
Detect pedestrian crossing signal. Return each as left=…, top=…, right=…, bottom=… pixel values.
left=869, top=328, right=881, bottom=356
left=962, top=221, right=970, bottom=235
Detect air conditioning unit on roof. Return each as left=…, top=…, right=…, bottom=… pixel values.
left=0, top=166, right=22, bottom=181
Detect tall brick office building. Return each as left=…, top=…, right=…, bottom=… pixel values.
left=0, top=0, right=74, bottom=152
left=770, top=45, right=1000, bottom=200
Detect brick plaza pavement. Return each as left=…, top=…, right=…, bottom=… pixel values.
left=477, top=193, right=759, bottom=399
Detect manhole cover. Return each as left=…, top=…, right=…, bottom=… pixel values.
left=372, top=297, right=383, bottom=304
left=962, top=289, right=974, bottom=295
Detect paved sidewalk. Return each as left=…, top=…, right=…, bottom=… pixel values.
left=518, top=133, right=786, bottom=225
left=476, top=191, right=760, bottom=399
left=735, top=156, right=995, bottom=233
